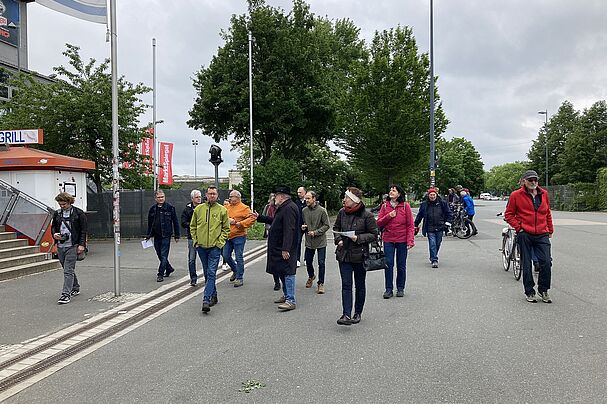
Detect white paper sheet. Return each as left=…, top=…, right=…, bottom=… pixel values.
left=141, top=238, right=154, bottom=249
left=332, top=230, right=355, bottom=237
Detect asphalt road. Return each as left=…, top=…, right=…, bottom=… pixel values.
left=3, top=201, right=607, bottom=403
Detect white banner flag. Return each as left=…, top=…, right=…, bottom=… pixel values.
left=36, top=0, right=107, bottom=24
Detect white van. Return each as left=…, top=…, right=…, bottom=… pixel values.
left=479, top=193, right=492, bottom=200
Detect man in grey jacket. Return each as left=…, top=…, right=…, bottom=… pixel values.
left=301, top=191, right=331, bottom=294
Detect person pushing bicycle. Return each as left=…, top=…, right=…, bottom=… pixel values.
left=504, top=170, right=554, bottom=303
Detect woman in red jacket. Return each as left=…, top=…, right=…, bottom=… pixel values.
left=376, top=184, right=415, bottom=298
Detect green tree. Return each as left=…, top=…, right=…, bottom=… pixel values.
left=559, top=100, right=607, bottom=184
left=484, top=161, right=530, bottom=196
left=528, top=101, right=579, bottom=185
left=0, top=44, right=150, bottom=192
left=188, top=0, right=365, bottom=163
left=337, top=26, right=448, bottom=191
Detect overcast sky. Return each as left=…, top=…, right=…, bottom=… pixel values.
left=26, top=0, right=607, bottom=177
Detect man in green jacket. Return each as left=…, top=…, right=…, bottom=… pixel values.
left=190, top=186, right=230, bottom=313
left=302, top=191, right=331, bottom=294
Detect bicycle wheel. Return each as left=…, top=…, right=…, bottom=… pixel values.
left=512, top=241, right=522, bottom=280
left=455, top=219, right=473, bottom=239
left=501, top=235, right=511, bottom=271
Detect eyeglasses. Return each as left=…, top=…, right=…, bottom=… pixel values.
left=525, top=178, right=538, bottom=183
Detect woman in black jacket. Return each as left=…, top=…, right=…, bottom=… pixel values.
left=333, top=187, right=379, bottom=325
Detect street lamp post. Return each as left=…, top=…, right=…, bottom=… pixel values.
left=191, top=139, right=199, bottom=179
left=538, top=110, right=549, bottom=187
left=428, top=0, right=436, bottom=187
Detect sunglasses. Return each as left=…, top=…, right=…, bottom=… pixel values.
left=525, top=178, right=538, bottom=183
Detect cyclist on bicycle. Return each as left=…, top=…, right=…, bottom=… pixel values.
left=505, top=170, right=554, bottom=303
left=459, top=189, right=478, bottom=236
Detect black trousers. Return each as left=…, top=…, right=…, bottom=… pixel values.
left=518, top=232, right=552, bottom=296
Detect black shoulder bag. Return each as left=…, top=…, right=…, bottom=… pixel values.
left=363, top=236, right=387, bottom=272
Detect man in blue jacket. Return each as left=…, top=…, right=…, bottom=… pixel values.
left=414, top=188, right=453, bottom=268
left=146, top=190, right=180, bottom=282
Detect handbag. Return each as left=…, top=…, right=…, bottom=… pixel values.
left=363, top=237, right=387, bottom=272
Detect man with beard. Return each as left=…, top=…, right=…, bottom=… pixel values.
left=505, top=170, right=554, bottom=303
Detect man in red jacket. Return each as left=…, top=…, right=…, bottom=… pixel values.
left=505, top=170, right=554, bottom=303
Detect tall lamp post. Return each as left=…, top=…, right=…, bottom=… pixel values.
left=191, top=139, right=199, bottom=179
left=538, top=110, right=549, bottom=187
left=428, top=0, right=436, bottom=187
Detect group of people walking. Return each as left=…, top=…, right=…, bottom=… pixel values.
left=52, top=168, right=554, bottom=321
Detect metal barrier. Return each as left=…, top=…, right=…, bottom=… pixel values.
left=0, top=178, right=54, bottom=245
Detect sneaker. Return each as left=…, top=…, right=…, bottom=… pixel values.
left=57, top=295, right=71, bottom=304
left=233, top=279, right=243, bottom=287
left=396, top=289, right=404, bottom=297
left=526, top=294, right=537, bottom=303
left=539, top=291, right=552, bottom=303
left=70, top=290, right=80, bottom=296
left=210, top=296, right=218, bottom=307
left=274, top=296, right=286, bottom=304
left=165, top=267, right=174, bottom=277
left=317, top=284, right=325, bottom=294
left=201, top=302, right=210, bottom=312
left=277, top=301, right=296, bottom=311
left=156, top=275, right=164, bottom=282
left=383, top=290, right=393, bottom=299
left=337, top=315, right=352, bottom=325
left=351, top=313, right=361, bottom=324
left=305, top=276, right=316, bottom=288
left=229, top=273, right=236, bottom=282
left=190, top=280, right=197, bottom=287
left=273, top=283, right=281, bottom=291
left=431, top=261, right=439, bottom=268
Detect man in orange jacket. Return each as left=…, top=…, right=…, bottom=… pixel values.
left=224, top=190, right=256, bottom=287
left=505, top=170, right=554, bottom=303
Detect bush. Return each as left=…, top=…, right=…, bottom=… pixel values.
left=246, top=222, right=266, bottom=240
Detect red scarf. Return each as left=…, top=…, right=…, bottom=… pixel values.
left=344, top=203, right=361, bottom=214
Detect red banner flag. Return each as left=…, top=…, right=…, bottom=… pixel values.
left=140, top=138, right=154, bottom=174
left=159, top=142, right=174, bottom=185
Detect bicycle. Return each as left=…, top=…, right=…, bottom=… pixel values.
left=497, top=212, right=521, bottom=280
left=450, top=203, right=474, bottom=239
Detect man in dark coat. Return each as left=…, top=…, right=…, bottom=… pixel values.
left=146, top=190, right=180, bottom=282
left=255, top=185, right=299, bottom=311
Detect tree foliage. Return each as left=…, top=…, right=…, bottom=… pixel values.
left=0, top=44, right=150, bottom=191
left=484, top=161, right=530, bottom=196
left=434, top=137, right=484, bottom=196
left=527, top=100, right=607, bottom=185
left=336, top=26, right=448, bottom=191
left=188, top=0, right=365, bottom=163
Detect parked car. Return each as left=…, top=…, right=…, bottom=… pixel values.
left=479, top=192, right=492, bottom=200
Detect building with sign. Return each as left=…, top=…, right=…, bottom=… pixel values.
left=0, top=145, right=95, bottom=209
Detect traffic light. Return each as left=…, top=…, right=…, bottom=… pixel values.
left=209, top=144, right=223, bottom=164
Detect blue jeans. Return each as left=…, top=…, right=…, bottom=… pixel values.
left=339, top=262, right=366, bottom=316
left=305, top=247, right=326, bottom=284
left=383, top=242, right=408, bottom=292
left=154, top=237, right=173, bottom=276
left=518, top=232, right=552, bottom=295
left=427, top=231, right=443, bottom=263
left=187, top=239, right=198, bottom=282
left=279, top=273, right=296, bottom=304
left=223, top=235, right=246, bottom=280
left=197, top=246, right=221, bottom=303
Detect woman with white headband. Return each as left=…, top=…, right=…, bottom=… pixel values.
left=333, top=187, right=379, bottom=325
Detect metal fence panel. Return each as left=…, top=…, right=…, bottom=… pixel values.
left=87, top=189, right=230, bottom=238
